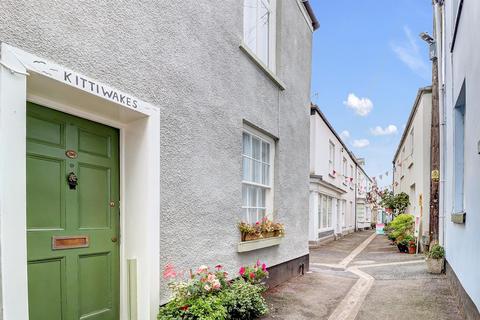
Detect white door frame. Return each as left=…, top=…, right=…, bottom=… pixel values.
left=0, top=43, right=161, bottom=320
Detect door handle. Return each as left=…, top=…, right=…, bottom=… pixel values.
left=111, top=236, right=118, bottom=243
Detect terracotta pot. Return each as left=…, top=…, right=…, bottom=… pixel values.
left=426, top=258, right=444, bottom=274
left=408, top=246, right=416, bottom=254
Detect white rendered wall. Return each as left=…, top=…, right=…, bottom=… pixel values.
left=441, top=0, right=480, bottom=310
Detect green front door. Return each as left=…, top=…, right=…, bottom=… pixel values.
left=27, top=102, right=120, bottom=320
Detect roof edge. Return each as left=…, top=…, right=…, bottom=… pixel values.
left=310, top=104, right=371, bottom=180
left=392, top=86, right=433, bottom=162
left=302, top=1, right=320, bottom=31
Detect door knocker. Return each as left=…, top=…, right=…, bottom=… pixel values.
left=67, top=172, right=78, bottom=190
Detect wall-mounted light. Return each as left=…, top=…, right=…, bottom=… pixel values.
left=419, top=32, right=437, bottom=60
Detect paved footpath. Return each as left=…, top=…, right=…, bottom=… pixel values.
left=263, top=230, right=463, bottom=320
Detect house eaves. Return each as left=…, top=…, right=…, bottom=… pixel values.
left=302, top=1, right=320, bottom=30
left=392, top=86, right=432, bottom=163
left=311, top=104, right=371, bottom=182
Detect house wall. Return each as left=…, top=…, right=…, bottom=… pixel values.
left=356, top=167, right=372, bottom=230
left=440, top=0, right=480, bottom=313
left=309, top=109, right=357, bottom=243
left=393, top=90, right=432, bottom=242
left=0, top=0, right=314, bottom=307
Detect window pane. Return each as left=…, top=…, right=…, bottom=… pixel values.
left=262, top=163, right=269, bottom=185
left=253, top=160, right=262, bottom=183
left=244, top=0, right=257, bottom=52
left=248, top=208, right=257, bottom=223
left=258, top=208, right=266, bottom=220
left=257, top=1, right=269, bottom=65
left=242, top=132, right=251, bottom=156
left=249, top=186, right=257, bottom=207
left=258, top=188, right=266, bottom=207
left=262, top=141, right=270, bottom=163
left=242, top=184, right=248, bottom=206
left=243, top=157, right=252, bottom=181
left=252, top=137, right=261, bottom=160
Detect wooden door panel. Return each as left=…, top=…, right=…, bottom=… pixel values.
left=27, top=114, right=65, bottom=148
left=27, top=155, right=66, bottom=230
left=28, top=258, right=66, bottom=320
left=78, top=129, right=111, bottom=158
left=78, top=164, right=111, bottom=229
left=79, top=253, right=113, bottom=319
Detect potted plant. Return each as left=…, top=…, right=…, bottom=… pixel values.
left=397, top=238, right=409, bottom=253
left=426, top=244, right=445, bottom=274
left=238, top=222, right=261, bottom=241
left=405, top=235, right=416, bottom=254
left=238, top=218, right=285, bottom=242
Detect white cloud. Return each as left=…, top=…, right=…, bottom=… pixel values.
left=352, top=139, right=370, bottom=148
left=391, top=26, right=429, bottom=78
left=370, top=125, right=398, bottom=136
left=343, top=93, right=373, bottom=116
left=340, top=130, right=350, bottom=140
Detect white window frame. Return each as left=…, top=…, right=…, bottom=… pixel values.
left=342, top=157, right=347, bottom=185
left=318, top=194, right=333, bottom=231
left=409, top=128, right=414, bottom=155
left=243, top=0, right=277, bottom=71
left=453, top=83, right=466, bottom=214
left=329, top=141, right=335, bottom=176
left=242, top=125, right=275, bottom=223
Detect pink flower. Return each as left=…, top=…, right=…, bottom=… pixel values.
left=212, top=279, right=221, bottom=290
left=256, top=259, right=261, bottom=266
left=262, top=263, right=267, bottom=272
left=207, top=274, right=216, bottom=282
left=249, top=272, right=255, bottom=279
left=256, top=221, right=260, bottom=225
left=196, top=265, right=208, bottom=274
left=215, top=264, right=223, bottom=270
left=239, top=266, right=246, bottom=276
left=162, top=263, right=177, bottom=279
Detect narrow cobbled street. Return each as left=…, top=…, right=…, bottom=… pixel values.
left=264, top=231, right=462, bottom=320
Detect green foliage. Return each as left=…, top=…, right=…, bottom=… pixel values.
left=380, top=191, right=410, bottom=213
left=380, top=191, right=395, bottom=209
left=427, top=244, right=445, bottom=259
left=159, top=262, right=269, bottom=319
left=393, top=192, right=410, bottom=214
left=158, top=295, right=227, bottom=320
left=389, top=214, right=414, bottom=241
left=221, top=279, right=268, bottom=320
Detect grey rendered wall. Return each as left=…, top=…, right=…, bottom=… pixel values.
left=0, top=0, right=313, bottom=304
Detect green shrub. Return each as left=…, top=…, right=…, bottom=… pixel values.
left=221, top=279, right=268, bottom=320
left=158, top=262, right=269, bottom=319
left=389, top=214, right=414, bottom=241
left=427, top=244, right=445, bottom=259
left=158, top=295, right=227, bottom=320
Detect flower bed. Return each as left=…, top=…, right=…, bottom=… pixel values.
left=238, top=217, right=285, bottom=242
left=158, top=261, right=269, bottom=319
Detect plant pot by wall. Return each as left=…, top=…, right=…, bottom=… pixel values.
left=426, top=258, right=444, bottom=274
left=408, top=246, right=416, bottom=254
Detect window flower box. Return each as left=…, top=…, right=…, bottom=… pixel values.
left=238, top=218, right=285, bottom=243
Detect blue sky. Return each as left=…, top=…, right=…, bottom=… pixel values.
left=310, top=0, right=432, bottom=187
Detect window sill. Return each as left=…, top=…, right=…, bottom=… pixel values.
left=239, top=43, right=286, bottom=91
left=451, top=212, right=466, bottom=224
left=237, top=236, right=283, bottom=253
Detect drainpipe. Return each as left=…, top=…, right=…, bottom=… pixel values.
left=435, top=1, right=446, bottom=247
left=354, top=165, right=358, bottom=232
